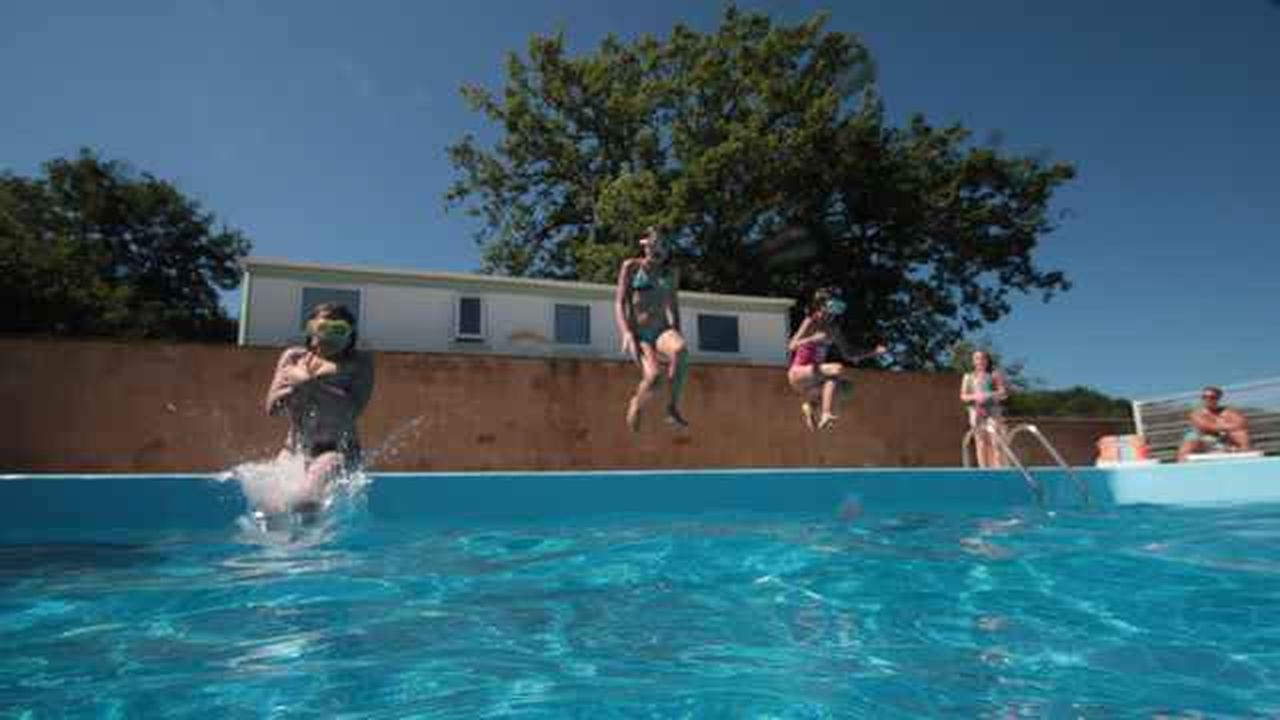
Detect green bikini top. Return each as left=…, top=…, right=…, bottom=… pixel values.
left=631, top=263, right=666, bottom=292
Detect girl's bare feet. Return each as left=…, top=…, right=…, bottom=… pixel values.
left=800, top=402, right=817, bottom=431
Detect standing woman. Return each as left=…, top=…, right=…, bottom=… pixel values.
left=614, top=227, right=690, bottom=431
left=960, top=350, right=1009, bottom=468
left=787, top=288, right=887, bottom=430
left=264, top=302, right=375, bottom=514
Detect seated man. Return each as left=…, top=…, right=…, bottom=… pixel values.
left=1177, top=386, right=1252, bottom=461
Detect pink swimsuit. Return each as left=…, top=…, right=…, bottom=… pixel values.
left=790, top=339, right=831, bottom=368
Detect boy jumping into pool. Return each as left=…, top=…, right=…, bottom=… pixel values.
left=786, top=288, right=887, bottom=430
left=263, top=302, right=375, bottom=515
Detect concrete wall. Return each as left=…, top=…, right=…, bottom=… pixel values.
left=1, top=338, right=1127, bottom=473
left=243, top=269, right=792, bottom=366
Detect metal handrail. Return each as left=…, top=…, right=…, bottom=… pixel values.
left=1007, top=424, right=1090, bottom=507
left=962, top=420, right=1088, bottom=507
left=962, top=421, right=1044, bottom=506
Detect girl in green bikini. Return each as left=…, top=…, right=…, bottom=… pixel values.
left=614, top=227, right=690, bottom=432
left=960, top=350, right=1010, bottom=468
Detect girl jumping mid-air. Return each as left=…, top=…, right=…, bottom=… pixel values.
left=787, top=288, right=887, bottom=431
left=263, top=302, right=375, bottom=515
left=614, top=227, right=690, bottom=432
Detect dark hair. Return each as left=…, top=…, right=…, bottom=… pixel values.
left=1203, top=385, right=1223, bottom=398
left=304, top=302, right=358, bottom=355
left=636, top=226, right=667, bottom=264
left=809, top=287, right=840, bottom=315
left=972, top=349, right=997, bottom=371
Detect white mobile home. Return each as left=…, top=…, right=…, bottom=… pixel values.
left=238, top=258, right=795, bottom=366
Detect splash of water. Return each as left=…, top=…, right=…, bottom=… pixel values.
left=220, top=454, right=303, bottom=514
left=214, top=413, right=430, bottom=544
left=218, top=455, right=372, bottom=545
left=363, top=414, right=430, bottom=467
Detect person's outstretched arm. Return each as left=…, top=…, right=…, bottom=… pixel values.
left=831, top=326, right=859, bottom=362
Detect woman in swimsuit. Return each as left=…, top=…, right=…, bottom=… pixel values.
left=787, top=288, right=887, bottom=430
left=614, top=227, right=690, bottom=432
left=264, top=302, right=375, bottom=514
left=959, top=350, right=1009, bottom=468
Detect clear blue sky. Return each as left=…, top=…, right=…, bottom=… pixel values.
left=3, top=1, right=1277, bottom=399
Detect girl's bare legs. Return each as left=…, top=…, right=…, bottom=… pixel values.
left=817, top=362, right=844, bottom=429
left=656, top=330, right=689, bottom=427
left=989, top=420, right=1008, bottom=468
left=788, top=364, right=846, bottom=431
left=974, top=420, right=1007, bottom=468
left=295, top=451, right=344, bottom=514
left=626, top=345, right=663, bottom=432
left=975, top=432, right=992, bottom=468
left=804, top=387, right=822, bottom=430
left=788, top=367, right=822, bottom=430
left=254, top=450, right=343, bottom=518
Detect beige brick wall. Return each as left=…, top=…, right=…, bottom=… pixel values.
left=1, top=338, right=1128, bottom=473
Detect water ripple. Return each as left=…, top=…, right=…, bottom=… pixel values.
left=3, top=505, right=1280, bottom=715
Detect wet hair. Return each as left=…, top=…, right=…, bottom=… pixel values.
left=1202, top=385, right=1223, bottom=399
left=304, top=302, right=358, bottom=355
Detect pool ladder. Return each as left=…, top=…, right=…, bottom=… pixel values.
left=962, top=421, right=1090, bottom=507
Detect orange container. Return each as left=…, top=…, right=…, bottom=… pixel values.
left=1096, top=434, right=1150, bottom=464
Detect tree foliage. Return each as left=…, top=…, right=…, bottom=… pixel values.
left=1006, top=386, right=1132, bottom=419
left=1, top=149, right=251, bottom=341
left=446, top=6, right=1075, bottom=367
left=948, top=337, right=1130, bottom=418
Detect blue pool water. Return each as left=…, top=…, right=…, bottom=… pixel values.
left=2, top=469, right=1279, bottom=716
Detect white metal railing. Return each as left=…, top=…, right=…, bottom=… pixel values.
left=1133, top=377, right=1280, bottom=463
left=962, top=420, right=1089, bottom=506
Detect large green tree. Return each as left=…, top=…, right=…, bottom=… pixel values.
left=446, top=6, right=1075, bottom=367
left=1, top=149, right=251, bottom=341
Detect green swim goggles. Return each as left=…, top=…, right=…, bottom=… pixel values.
left=312, top=319, right=353, bottom=339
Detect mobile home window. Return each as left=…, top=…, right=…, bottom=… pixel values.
left=554, top=304, right=591, bottom=345
left=456, top=296, right=485, bottom=340
left=697, top=313, right=740, bottom=353
left=300, top=287, right=361, bottom=326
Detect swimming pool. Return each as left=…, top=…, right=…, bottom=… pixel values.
left=2, top=465, right=1279, bottom=716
